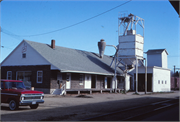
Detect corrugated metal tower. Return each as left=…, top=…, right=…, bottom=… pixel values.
left=117, top=13, right=145, bottom=93
left=98, top=13, right=145, bottom=93
left=118, top=13, right=144, bottom=65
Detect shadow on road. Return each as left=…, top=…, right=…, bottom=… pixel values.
left=1, top=94, right=179, bottom=121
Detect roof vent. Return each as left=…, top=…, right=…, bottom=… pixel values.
left=51, top=39, right=55, bottom=49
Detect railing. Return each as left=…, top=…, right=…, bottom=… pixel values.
left=60, top=84, right=66, bottom=95
left=52, top=84, right=66, bottom=95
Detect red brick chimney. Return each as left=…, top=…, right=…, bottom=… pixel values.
left=51, top=39, right=55, bottom=49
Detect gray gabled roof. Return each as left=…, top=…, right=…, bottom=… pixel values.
left=25, top=40, right=123, bottom=76
left=146, top=49, right=168, bottom=55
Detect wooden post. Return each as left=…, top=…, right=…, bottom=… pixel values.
left=78, top=91, right=80, bottom=95
left=110, top=90, right=112, bottom=93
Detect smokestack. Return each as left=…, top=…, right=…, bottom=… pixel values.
left=98, top=39, right=106, bottom=58
left=51, top=39, right=55, bottom=49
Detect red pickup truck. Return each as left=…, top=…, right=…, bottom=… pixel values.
left=1, top=79, right=44, bottom=110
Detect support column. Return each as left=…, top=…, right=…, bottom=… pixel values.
left=136, top=58, right=138, bottom=94
left=145, top=58, right=147, bottom=94
left=124, top=64, right=127, bottom=94
left=114, top=56, right=117, bottom=93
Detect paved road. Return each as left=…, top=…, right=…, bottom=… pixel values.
left=142, top=105, right=179, bottom=121
left=80, top=97, right=179, bottom=121
left=1, top=91, right=179, bottom=121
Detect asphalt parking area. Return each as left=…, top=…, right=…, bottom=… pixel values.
left=1, top=91, right=179, bottom=121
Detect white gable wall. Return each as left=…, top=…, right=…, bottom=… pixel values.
left=161, top=51, right=167, bottom=68
left=1, top=41, right=50, bottom=66
left=147, top=54, right=162, bottom=67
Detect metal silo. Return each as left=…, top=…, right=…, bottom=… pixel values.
left=117, top=13, right=145, bottom=94
left=97, top=13, right=146, bottom=94
left=117, top=13, right=144, bottom=65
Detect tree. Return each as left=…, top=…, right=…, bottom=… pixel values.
left=175, top=71, right=179, bottom=77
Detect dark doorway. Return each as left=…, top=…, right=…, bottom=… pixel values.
left=130, top=77, right=133, bottom=90
left=91, top=75, right=96, bottom=88
left=107, top=77, right=111, bottom=88
left=175, top=78, right=177, bottom=88
left=134, top=73, right=152, bottom=92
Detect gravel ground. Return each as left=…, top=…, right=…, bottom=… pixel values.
left=1, top=91, right=179, bottom=121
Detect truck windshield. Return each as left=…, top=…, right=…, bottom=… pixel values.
left=5, top=82, right=26, bottom=89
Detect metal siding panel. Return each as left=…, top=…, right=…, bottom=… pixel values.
left=153, top=68, right=171, bottom=92
left=118, top=35, right=144, bottom=59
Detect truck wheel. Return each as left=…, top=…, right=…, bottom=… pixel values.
left=9, top=100, right=19, bottom=110
left=30, top=104, right=39, bottom=109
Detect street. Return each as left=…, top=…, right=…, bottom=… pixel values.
left=1, top=91, right=179, bottom=121
left=142, top=105, right=179, bottom=121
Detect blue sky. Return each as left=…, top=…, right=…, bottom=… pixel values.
left=0, top=0, right=179, bottom=71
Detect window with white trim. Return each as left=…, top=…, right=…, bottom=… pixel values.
left=7, top=71, right=12, bottom=80
left=158, top=80, right=160, bottom=84
left=79, top=74, right=84, bottom=85
left=37, top=71, right=43, bottom=83
left=162, top=80, right=163, bottom=84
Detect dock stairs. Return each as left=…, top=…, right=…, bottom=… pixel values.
left=52, top=84, right=66, bottom=95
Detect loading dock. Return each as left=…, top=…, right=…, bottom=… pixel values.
left=135, top=73, right=152, bottom=92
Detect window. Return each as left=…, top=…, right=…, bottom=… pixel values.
left=158, top=80, right=160, bottom=84
left=7, top=71, right=12, bottom=80
left=165, top=81, right=167, bottom=84
left=66, top=74, right=70, bottom=82
left=22, top=53, right=26, bottom=58
left=37, top=71, right=43, bottom=83
left=162, top=80, right=163, bottom=84
left=4, top=82, right=26, bottom=89
left=79, top=74, right=84, bottom=85
left=87, top=76, right=89, bottom=80
left=16, top=71, right=32, bottom=87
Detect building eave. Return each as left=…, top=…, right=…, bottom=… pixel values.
left=60, top=70, right=114, bottom=76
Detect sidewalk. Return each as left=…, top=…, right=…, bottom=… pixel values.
left=44, top=91, right=178, bottom=97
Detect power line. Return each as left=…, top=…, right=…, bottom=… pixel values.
left=1, top=28, right=23, bottom=40
left=168, top=55, right=180, bottom=57
left=2, top=0, right=131, bottom=37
